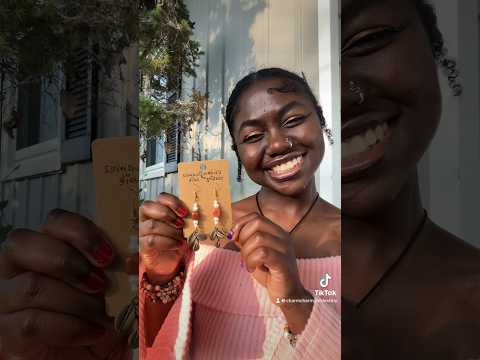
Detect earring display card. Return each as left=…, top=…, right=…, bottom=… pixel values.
left=178, top=160, right=233, bottom=247
left=92, top=136, right=139, bottom=318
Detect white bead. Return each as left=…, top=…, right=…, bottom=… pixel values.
left=192, top=202, right=199, bottom=211
left=213, top=200, right=219, bottom=208
left=193, top=220, right=199, bottom=227
left=214, top=217, right=219, bottom=225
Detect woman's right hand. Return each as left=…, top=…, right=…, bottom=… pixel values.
left=139, top=193, right=189, bottom=284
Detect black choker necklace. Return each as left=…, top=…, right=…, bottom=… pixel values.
left=255, top=192, right=320, bottom=234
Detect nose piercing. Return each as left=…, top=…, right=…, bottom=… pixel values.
left=349, top=81, right=365, bottom=105
left=285, top=137, right=293, bottom=149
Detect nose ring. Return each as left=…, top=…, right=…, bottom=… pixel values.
left=285, top=137, right=293, bottom=149
left=349, top=81, right=365, bottom=105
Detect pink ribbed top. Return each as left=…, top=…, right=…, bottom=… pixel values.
left=140, top=245, right=341, bottom=359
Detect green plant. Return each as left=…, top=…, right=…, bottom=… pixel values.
left=139, top=0, right=207, bottom=140
left=0, top=0, right=139, bottom=83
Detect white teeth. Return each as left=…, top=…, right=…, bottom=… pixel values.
left=272, top=156, right=302, bottom=174
left=342, top=122, right=390, bottom=159
left=366, top=129, right=376, bottom=146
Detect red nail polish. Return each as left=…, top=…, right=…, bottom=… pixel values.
left=83, top=269, right=107, bottom=292
left=175, top=218, right=185, bottom=228
left=178, top=207, right=188, bottom=218
left=92, top=242, right=113, bottom=265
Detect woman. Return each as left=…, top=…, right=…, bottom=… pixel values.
left=341, top=0, right=480, bottom=358
left=139, top=68, right=341, bottom=359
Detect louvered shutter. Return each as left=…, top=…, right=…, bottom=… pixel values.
left=165, top=120, right=180, bottom=173
left=60, top=48, right=94, bottom=164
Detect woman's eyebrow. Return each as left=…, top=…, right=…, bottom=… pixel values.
left=342, top=0, right=386, bottom=24
left=237, top=100, right=304, bottom=133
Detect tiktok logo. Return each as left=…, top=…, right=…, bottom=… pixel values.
left=320, top=273, right=332, bottom=288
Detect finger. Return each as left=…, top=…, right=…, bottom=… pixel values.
left=2, top=229, right=107, bottom=293
left=244, top=246, right=287, bottom=274
left=0, top=309, right=108, bottom=348
left=140, top=201, right=186, bottom=231
left=235, top=213, right=285, bottom=247
left=140, top=218, right=184, bottom=238
left=41, top=209, right=115, bottom=268
left=124, top=252, right=139, bottom=275
left=229, top=212, right=261, bottom=244
left=140, top=193, right=189, bottom=222
left=140, top=239, right=186, bottom=268
left=0, top=272, right=109, bottom=326
left=240, top=231, right=287, bottom=263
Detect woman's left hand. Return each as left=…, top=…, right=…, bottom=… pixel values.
left=231, top=213, right=312, bottom=311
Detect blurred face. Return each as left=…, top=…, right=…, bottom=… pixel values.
left=232, top=78, right=325, bottom=196
left=341, top=0, right=441, bottom=216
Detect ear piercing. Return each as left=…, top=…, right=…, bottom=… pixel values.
left=210, top=189, right=227, bottom=247
left=349, top=81, right=365, bottom=105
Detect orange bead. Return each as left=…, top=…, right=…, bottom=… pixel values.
left=212, top=208, right=221, bottom=217
left=192, top=211, right=200, bottom=220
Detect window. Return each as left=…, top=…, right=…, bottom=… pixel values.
left=5, top=48, right=95, bottom=180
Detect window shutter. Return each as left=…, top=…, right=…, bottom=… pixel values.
left=164, top=120, right=180, bottom=173
left=60, top=48, right=95, bottom=164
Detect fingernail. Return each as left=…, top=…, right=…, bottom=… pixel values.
left=83, top=269, right=107, bottom=292
left=175, top=218, right=185, bottom=228
left=227, top=230, right=234, bottom=241
left=91, top=241, right=114, bottom=265
left=178, top=207, right=188, bottom=218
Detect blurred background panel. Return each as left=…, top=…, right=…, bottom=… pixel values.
left=417, top=0, right=480, bottom=248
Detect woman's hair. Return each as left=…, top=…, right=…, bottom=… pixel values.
left=416, top=0, right=462, bottom=95
left=225, top=67, right=333, bottom=151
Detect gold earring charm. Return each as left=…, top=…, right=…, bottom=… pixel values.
left=187, top=192, right=202, bottom=251
left=210, top=190, right=226, bottom=247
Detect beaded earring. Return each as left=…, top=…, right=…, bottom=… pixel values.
left=187, top=191, right=203, bottom=251
left=210, top=189, right=227, bottom=247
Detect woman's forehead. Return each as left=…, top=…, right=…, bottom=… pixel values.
left=235, top=78, right=310, bottom=118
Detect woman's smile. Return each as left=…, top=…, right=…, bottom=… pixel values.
left=264, top=152, right=306, bottom=181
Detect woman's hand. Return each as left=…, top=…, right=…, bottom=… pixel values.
left=139, top=193, right=189, bottom=284
left=231, top=213, right=313, bottom=333
left=0, top=209, right=129, bottom=360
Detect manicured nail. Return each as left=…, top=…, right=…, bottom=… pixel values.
left=227, top=230, right=234, bottom=241
left=91, top=241, right=114, bottom=265
left=83, top=269, right=107, bottom=292
left=175, top=218, right=185, bottom=228
left=178, top=207, right=188, bottom=218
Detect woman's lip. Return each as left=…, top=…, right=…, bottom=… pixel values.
left=267, top=156, right=304, bottom=181
left=341, top=141, right=386, bottom=181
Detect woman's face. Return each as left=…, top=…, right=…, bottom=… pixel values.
left=341, top=0, right=442, bottom=216
left=232, top=78, right=325, bottom=196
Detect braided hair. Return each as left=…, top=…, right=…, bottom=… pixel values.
left=416, top=0, right=462, bottom=96
left=225, top=68, right=333, bottom=181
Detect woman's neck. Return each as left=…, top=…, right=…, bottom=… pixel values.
left=342, top=171, right=427, bottom=302
left=258, top=180, right=318, bottom=216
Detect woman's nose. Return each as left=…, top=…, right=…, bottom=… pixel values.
left=265, top=130, right=291, bottom=156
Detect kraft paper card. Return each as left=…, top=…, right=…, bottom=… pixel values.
left=92, top=136, right=139, bottom=318
left=178, top=160, right=232, bottom=248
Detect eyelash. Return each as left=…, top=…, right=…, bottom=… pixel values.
left=241, top=116, right=307, bottom=144
left=341, top=26, right=404, bottom=57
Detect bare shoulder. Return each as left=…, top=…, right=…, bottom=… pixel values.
left=315, top=197, right=341, bottom=238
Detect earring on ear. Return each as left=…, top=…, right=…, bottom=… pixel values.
left=187, top=191, right=202, bottom=251
left=210, top=189, right=227, bottom=247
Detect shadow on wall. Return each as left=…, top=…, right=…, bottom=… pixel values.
left=184, top=0, right=267, bottom=201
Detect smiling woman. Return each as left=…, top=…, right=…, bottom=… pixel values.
left=341, top=0, right=480, bottom=358
left=138, top=68, right=341, bottom=359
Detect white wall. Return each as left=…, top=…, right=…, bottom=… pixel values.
left=418, top=0, right=480, bottom=247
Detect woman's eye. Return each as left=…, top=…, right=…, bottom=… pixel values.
left=341, top=26, right=403, bottom=57
left=242, top=133, right=264, bottom=143
left=283, top=115, right=307, bottom=128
